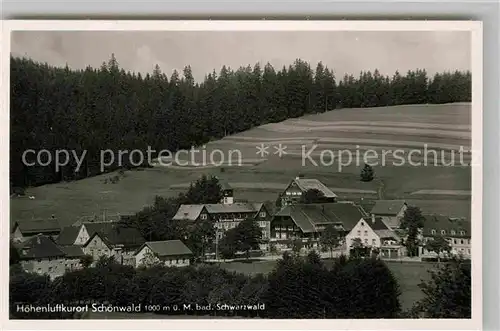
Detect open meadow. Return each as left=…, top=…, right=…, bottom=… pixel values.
left=10, top=103, right=472, bottom=227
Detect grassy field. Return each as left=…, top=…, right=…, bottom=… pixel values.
left=11, top=103, right=472, bottom=227
left=219, top=259, right=434, bottom=311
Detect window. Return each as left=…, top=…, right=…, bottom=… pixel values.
left=451, top=230, right=456, bottom=235
left=364, top=239, right=368, bottom=245
left=262, top=231, right=267, bottom=238
left=460, top=231, right=465, bottom=235
left=286, top=192, right=291, bottom=196
left=431, top=229, right=436, bottom=235
left=200, top=213, right=207, bottom=220
left=441, top=230, right=446, bottom=235
left=48, top=267, right=53, bottom=272
left=460, top=240, right=464, bottom=245
left=357, top=230, right=361, bottom=236
left=364, top=230, right=368, bottom=236
left=260, top=211, right=266, bottom=218
left=453, top=239, right=457, bottom=244
left=361, top=222, right=364, bottom=226
left=372, top=239, right=376, bottom=246
left=468, top=249, right=470, bottom=254
left=297, top=192, right=302, bottom=196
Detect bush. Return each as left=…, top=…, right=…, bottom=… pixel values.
left=360, top=164, right=375, bottom=182
left=12, top=187, right=26, bottom=196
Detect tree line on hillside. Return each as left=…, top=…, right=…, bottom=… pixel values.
left=9, top=251, right=471, bottom=319
left=11, top=55, right=471, bottom=190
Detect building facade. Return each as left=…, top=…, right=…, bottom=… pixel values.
left=280, top=177, right=337, bottom=207
left=419, top=215, right=471, bottom=259
left=345, top=216, right=406, bottom=259
left=369, top=200, right=407, bottom=230
left=81, top=226, right=145, bottom=266
left=135, top=240, right=193, bottom=268
left=270, top=202, right=367, bottom=249
left=173, top=203, right=271, bottom=242
left=11, top=218, right=61, bottom=242
left=15, top=234, right=83, bottom=279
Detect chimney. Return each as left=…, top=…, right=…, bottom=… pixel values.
left=371, top=214, right=375, bottom=224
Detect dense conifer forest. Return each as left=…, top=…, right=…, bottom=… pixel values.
left=10, top=55, right=471, bottom=189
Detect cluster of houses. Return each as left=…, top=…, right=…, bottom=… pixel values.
left=11, top=176, right=471, bottom=280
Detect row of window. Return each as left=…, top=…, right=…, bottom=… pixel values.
left=204, top=211, right=267, bottom=220
left=424, top=248, right=471, bottom=255
left=275, top=232, right=292, bottom=239
left=275, top=226, right=297, bottom=231
left=352, top=237, right=397, bottom=247
left=453, top=238, right=470, bottom=245
left=165, top=258, right=189, bottom=265
left=285, top=191, right=302, bottom=196
left=357, top=230, right=369, bottom=236
left=430, top=229, right=466, bottom=236
left=216, top=220, right=268, bottom=228
left=216, top=231, right=268, bottom=239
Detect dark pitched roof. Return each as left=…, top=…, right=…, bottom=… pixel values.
left=362, top=217, right=400, bottom=240
left=275, top=203, right=366, bottom=233
left=56, top=226, right=81, bottom=246
left=422, top=214, right=471, bottom=238
left=13, top=219, right=61, bottom=235
left=139, top=240, right=193, bottom=257
left=84, top=225, right=145, bottom=248
left=292, top=178, right=338, bottom=198
left=17, top=235, right=66, bottom=259
left=83, top=221, right=117, bottom=238
left=59, top=245, right=85, bottom=258
left=370, top=200, right=407, bottom=216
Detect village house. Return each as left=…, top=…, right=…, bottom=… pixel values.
left=345, top=215, right=406, bottom=259
left=15, top=234, right=83, bottom=279
left=369, top=200, right=407, bottom=230
left=59, top=245, right=86, bottom=271
left=69, top=219, right=122, bottom=246
left=82, top=226, right=145, bottom=266
left=135, top=240, right=193, bottom=268
left=270, top=202, right=367, bottom=249
left=173, top=203, right=271, bottom=242
left=280, top=177, right=337, bottom=207
left=220, top=181, right=234, bottom=205
left=419, top=214, right=471, bottom=259
left=11, top=218, right=61, bottom=242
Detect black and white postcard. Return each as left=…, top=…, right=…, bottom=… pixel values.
left=1, top=20, right=483, bottom=330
